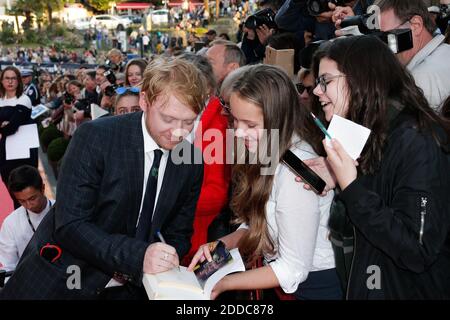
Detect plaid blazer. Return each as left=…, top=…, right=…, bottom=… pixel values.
left=1, top=111, right=203, bottom=299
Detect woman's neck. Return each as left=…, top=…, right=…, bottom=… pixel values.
left=5, top=91, right=16, bottom=99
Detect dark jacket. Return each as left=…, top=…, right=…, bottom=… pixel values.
left=1, top=111, right=204, bottom=299
left=330, top=108, right=450, bottom=299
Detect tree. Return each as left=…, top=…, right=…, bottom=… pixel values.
left=9, top=0, right=65, bottom=31
left=87, top=0, right=113, bottom=12
left=44, top=0, right=65, bottom=30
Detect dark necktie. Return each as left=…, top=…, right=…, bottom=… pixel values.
left=135, top=149, right=163, bottom=241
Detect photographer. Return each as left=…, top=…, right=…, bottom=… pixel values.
left=375, top=0, right=450, bottom=112
left=241, top=1, right=280, bottom=64
left=73, top=71, right=99, bottom=124
left=59, top=80, right=83, bottom=137
left=106, top=49, right=126, bottom=73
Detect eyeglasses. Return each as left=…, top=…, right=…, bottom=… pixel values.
left=296, top=83, right=314, bottom=95
left=315, top=74, right=345, bottom=93
left=115, top=86, right=140, bottom=95
left=219, top=96, right=231, bottom=114
left=3, top=77, right=18, bottom=82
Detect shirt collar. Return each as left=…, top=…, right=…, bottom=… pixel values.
left=407, top=34, right=445, bottom=71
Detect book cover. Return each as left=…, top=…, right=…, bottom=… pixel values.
left=142, top=246, right=245, bottom=300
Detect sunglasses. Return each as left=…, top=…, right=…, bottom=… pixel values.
left=296, top=83, right=314, bottom=95
left=115, top=86, right=140, bottom=95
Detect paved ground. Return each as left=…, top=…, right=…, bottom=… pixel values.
left=0, top=148, right=56, bottom=227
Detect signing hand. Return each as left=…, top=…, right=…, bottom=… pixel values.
left=295, top=156, right=337, bottom=195
left=143, top=242, right=179, bottom=274
left=323, top=138, right=358, bottom=190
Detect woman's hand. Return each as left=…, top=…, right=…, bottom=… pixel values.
left=187, top=241, right=217, bottom=271
left=295, top=156, right=337, bottom=195
left=323, top=138, right=358, bottom=190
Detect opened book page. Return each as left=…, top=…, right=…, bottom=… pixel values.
left=143, top=248, right=245, bottom=300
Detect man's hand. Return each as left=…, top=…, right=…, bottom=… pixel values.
left=100, top=80, right=112, bottom=93
left=315, top=2, right=337, bottom=23
left=332, top=6, right=355, bottom=29
left=244, top=27, right=256, bottom=41
left=255, top=24, right=274, bottom=45
left=74, top=110, right=85, bottom=121
left=143, top=242, right=179, bottom=274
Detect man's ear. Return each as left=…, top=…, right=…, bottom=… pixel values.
left=409, top=15, right=425, bottom=36
left=226, top=62, right=239, bottom=74
left=139, top=92, right=148, bottom=112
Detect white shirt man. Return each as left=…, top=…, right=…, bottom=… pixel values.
left=0, top=199, right=54, bottom=272
left=0, top=165, right=54, bottom=272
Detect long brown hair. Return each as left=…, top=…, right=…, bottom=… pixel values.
left=312, top=36, right=450, bottom=174
left=0, top=66, right=23, bottom=98
left=230, top=64, right=319, bottom=262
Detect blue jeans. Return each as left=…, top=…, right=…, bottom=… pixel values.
left=294, top=268, right=343, bottom=300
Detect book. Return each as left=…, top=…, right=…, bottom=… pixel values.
left=142, top=243, right=245, bottom=300
left=326, top=114, right=371, bottom=160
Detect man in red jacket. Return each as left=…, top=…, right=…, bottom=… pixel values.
left=181, top=44, right=246, bottom=263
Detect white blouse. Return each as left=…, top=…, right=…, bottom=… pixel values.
left=239, top=138, right=336, bottom=294
left=0, top=94, right=32, bottom=109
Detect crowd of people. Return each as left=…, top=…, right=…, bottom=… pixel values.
left=0, top=0, right=450, bottom=300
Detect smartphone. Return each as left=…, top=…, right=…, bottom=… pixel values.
left=281, top=150, right=326, bottom=194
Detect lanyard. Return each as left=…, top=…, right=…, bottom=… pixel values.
left=26, top=199, right=50, bottom=233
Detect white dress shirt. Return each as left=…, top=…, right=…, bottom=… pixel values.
left=239, top=138, right=336, bottom=294
left=136, top=113, right=170, bottom=222
left=407, top=34, right=450, bottom=111
left=106, top=113, right=169, bottom=288
left=0, top=199, right=54, bottom=272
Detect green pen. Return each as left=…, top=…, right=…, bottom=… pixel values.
left=310, top=112, right=332, bottom=140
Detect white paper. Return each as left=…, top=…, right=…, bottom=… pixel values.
left=5, top=124, right=40, bottom=160
left=90, top=104, right=109, bottom=120
left=326, top=115, right=371, bottom=160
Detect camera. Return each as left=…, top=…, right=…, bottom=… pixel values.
left=73, top=99, right=89, bottom=112
left=338, top=12, right=413, bottom=54
left=103, top=69, right=118, bottom=97
left=63, top=92, right=74, bottom=105
left=103, top=69, right=117, bottom=85
left=440, top=3, right=450, bottom=19
left=105, top=59, right=119, bottom=72
left=104, top=85, right=118, bottom=97
left=307, top=0, right=350, bottom=16
left=244, top=8, right=277, bottom=30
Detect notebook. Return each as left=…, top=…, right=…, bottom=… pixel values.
left=143, top=245, right=245, bottom=300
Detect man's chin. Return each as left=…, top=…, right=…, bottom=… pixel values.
left=157, top=138, right=182, bottom=150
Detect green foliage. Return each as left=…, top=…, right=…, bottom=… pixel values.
left=40, top=124, right=63, bottom=150
left=47, top=137, right=70, bottom=162
left=0, top=21, right=16, bottom=44
left=88, top=0, right=112, bottom=11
